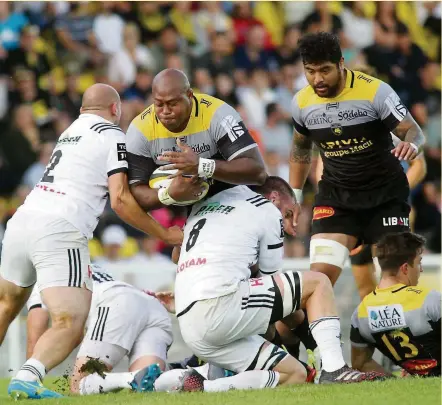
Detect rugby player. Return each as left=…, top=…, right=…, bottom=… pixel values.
left=315, top=134, right=427, bottom=300
left=350, top=232, right=441, bottom=377
left=25, top=264, right=173, bottom=395
left=288, top=32, right=425, bottom=352
left=171, top=176, right=385, bottom=391
left=125, top=68, right=270, bottom=214
left=0, top=84, right=182, bottom=399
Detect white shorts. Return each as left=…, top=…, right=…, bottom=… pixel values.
left=77, top=286, right=173, bottom=367
left=178, top=277, right=289, bottom=373
left=0, top=209, right=92, bottom=291
left=26, top=286, right=46, bottom=311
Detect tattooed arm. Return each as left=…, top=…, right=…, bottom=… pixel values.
left=289, top=129, right=313, bottom=190
left=391, top=113, right=426, bottom=160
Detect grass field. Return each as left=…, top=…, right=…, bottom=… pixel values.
left=0, top=377, right=440, bottom=405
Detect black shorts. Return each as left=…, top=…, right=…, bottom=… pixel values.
left=311, top=181, right=410, bottom=245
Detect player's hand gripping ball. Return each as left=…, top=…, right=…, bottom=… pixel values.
left=149, top=168, right=210, bottom=206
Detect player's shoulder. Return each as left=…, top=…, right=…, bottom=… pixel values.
left=293, top=84, right=316, bottom=110
left=129, top=104, right=155, bottom=135
left=351, top=70, right=386, bottom=101
left=193, top=93, right=227, bottom=115
left=194, top=92, right=236, bottom=128
left=76, top=114, right=124, bottom=136
left=245, top=189, right=281, bottom=217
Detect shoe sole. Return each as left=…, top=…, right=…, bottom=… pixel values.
left=138, top=364, right=162, bottom=392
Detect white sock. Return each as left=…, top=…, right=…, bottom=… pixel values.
left=15, top=358, right=46, bottom=382
left=79, top=371, right=136, bottom=395
left=309, top=317, right=346, bottom=372
left=203, top=370, right=279, bottom=392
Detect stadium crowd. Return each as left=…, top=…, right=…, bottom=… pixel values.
left=0, top=1, right=440, bottom=263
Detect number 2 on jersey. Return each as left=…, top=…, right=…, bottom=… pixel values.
left=185, top=219, right=206, bottom=252
left=41, top=150, right=63, bottom=183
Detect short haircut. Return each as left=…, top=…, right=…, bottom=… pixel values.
left=250, top=176, right=295, bottom=200
left=375, top=232, right=426, bottom=273
left=265, top=103, right=278, bottom=118
left=297, top=32, right=342, bottom=65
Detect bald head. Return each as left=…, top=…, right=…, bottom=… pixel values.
left=80, top=83, right=121, bottom=124
left=151, top=69, right=193, bottom=132
left=152, top=69, right=190, bottom=95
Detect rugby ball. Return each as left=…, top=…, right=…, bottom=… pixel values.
left=149, top=168, right=210, bottom=206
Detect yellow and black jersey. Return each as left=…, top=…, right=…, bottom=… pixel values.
left=125, top=93, right=257, bottom=198
left=351, top=284, right=441, bottom=376
left=292, top=69, right=409, bottom=192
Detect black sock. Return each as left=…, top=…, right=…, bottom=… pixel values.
left=283, top=341, right=300, bottom=359
left=293, top=310, right=318, bottom=351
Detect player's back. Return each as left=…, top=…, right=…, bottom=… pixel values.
left=353, top=284, right=441, bottom=376
left=174, top=185, right=281, bottom=314
left=20, top=114, right=127, bottom=238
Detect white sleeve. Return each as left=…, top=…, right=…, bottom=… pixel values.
left=257, top=208, right=285, bottom=275
left=106, top=130, right=128, bottom=177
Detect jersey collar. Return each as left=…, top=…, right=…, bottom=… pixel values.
left=373, top=283, right=408, bottom=295
left=344, top=68, right=355, bottom=89
left=79, top=113, right=114, bottom=125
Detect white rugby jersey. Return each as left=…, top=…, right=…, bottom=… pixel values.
left=19, top=114, right=128, bottom=239
left=174, top=185, right=285, bottom=315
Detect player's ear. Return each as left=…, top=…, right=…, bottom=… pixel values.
left=339, top=57, right=344, bottom=71
left=268, top=190, right=280, bottom=207
left=399, top=262, right=408, bottom=276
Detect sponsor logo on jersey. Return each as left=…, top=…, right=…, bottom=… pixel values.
left=279, top=218, right=284, bottom=238
left=357, top=74, right=373, bottom=84
left=200, top=98, right=212, bottom=107
left=402, top=359, right=438, bottom=375
left=220, top=115, right=246, bottom=142
left=306, top=112, right=332, bottom=126
left=382, top=217, right=409, bottom=227
left=326, top=102, right=339, bottom=111
left=312, top=206, right=335, bottom=220
left=194, top=202, right=235, bottom=216
left=57, top=135, right=82, bottom=145
left=117, top=143, right=127, bottom=161
left=154, top=143, right=211, bottom=160
left=320, top=137, right=374, bottom=157
left=176, top=257, right=206, bottom=273
left=330, top=123, right=343, bottom=136
left=368, top=304, right=406, bottom=331
left=338, top=109, right=368, bottom=121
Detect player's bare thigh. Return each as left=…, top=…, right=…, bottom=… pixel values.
left=310, top=233, right=358, bottom=285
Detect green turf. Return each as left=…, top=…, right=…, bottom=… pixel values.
left=0, top=377, right=440, bottom=405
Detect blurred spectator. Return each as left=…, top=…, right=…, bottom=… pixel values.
left=193, top=32, right=235, bottom=77
left=273, top=25, right=301, bottom=68
left=20, top=141, right=54, bottom=190
left=0, top=2, right=28, bottom=51
left=5, top=25, right=51, bottom=83
left=53, top=70, right=81, bottom=123
left=128, top=234, right=174, bottom=266
left=93, top=2, right=125, bottom=55
left=275, top=63, right=304, bottom=118
left=108, top=22, right=155, bottom=92
left=341, top=2, right=375, bottom=50
left=135, top=2, right=169, bottom=44
left=263, top=150, right=289, bottom=180
left=55, top=2, right=103, bottom=67
left=234, top=24, right=278, bottom=83
left=260, top=103, right=292, bottom=158
left=213, top=73, right=239, bottom=107
left=150, top=24, right=190, bottom=75
left=237, top=68, right=276, bottom=130
left=301, top=2, right=343, bottom=36
left=231, top=2, right=273, bottom=49
left=94, top=225, right=128, bottom=266
left=194, top=2, right=234, bottom=53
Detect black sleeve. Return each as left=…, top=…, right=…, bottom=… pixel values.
left=127, top=152, right=157, bottom=185
left=216, top=121, right=257, bottom=161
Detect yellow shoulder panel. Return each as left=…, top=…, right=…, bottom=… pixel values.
left=358, top=286, right=432, bottom=318
left=131, top=104, right=155, bottom=141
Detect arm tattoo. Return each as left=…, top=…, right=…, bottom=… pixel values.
left=290, top=131, right=313, bottom=164
left=392, top=113, right=425, bottom=148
